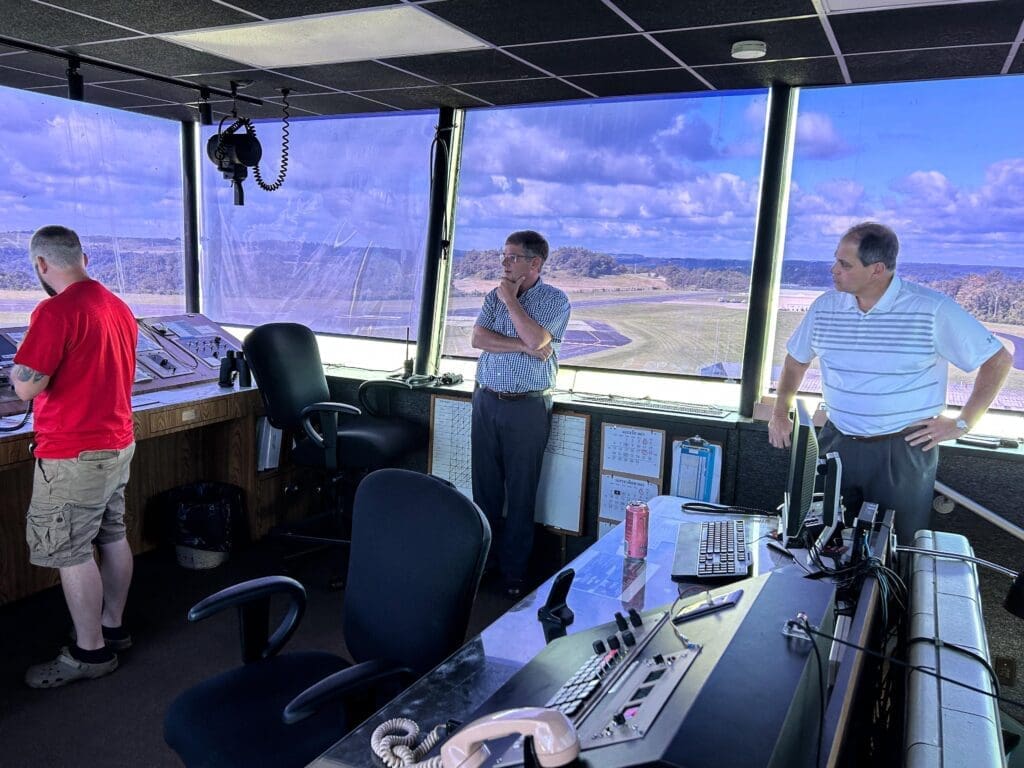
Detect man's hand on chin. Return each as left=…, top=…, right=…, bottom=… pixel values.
left=498, top=276, right=524, bottom=304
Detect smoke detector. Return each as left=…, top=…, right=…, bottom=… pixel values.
left=731, top=40, right=767, bottom=60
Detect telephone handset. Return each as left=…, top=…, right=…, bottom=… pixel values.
left=441, top=707, right=580, bottom=768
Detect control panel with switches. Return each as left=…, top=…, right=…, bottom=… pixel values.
left=0, top=314, right=244, bottom=419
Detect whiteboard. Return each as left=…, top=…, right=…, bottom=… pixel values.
left=429, top=395, right=588, bottom=534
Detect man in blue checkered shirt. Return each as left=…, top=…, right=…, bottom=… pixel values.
left=472, top=230, right=571, bottom=598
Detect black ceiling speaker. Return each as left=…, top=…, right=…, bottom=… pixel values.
left=205, top=88, right=290, bottom=206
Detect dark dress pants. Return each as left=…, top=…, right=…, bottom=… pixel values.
left=819, top=421, right=938, bottom=544
left=471, top=388, right=552, bottom=582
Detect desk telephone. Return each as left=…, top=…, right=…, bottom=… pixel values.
left=369, top=601, right=702, bottom=768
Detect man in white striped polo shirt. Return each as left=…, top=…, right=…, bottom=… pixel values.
left=769, top=222, right=1011, bottom=543
left=472, top=230, right=571, bottom=598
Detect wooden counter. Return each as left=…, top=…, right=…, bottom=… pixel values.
left=0, top=383, right=303, bottom=605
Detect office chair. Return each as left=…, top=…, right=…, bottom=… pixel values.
left=242, top=322, right=425, bottom=546
left=163, top=468, right=491, bottom=768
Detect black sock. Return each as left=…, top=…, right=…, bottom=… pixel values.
left=102, top=624, right=129, bottom=641
left=69, top=643, right=115, bottom=664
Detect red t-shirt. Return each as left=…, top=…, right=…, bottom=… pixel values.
left=14, top=280, right=137, bottom=458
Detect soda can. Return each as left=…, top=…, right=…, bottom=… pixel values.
left=624, top=500, right=649, bottom=559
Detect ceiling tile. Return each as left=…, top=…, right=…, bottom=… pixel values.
left=697, top=56, right=844, bottom=90
left=612, top=0, right=817, bottom=31
left=846, top=45, right=1011, bottom=83
left=0, top=50, right=126, bottom=84
left=1012, top=45, right=1024, bottom=73
left=422, top=0, right=636, bottom=46
left=511, top=36, right=678, bottom=77
left=71, top=38, right=248, bottom=78
left=206, top=97, right=319, bottom=121
left=567, top=68, right=708, bottom=97
left=455, top=77, right=589, bottom=106
left=87, top=76, right=200, bottom=103
left=283, top=91, right=398, bottom=115
left=656, top=18, right=833, bottom=67
left=383, top=49, right=544, bottom=84
left=41, top=1, right=258, bottom=34
left=360, top=84, right=489, bottom=110
left=226, top=0, right=399, bottom=20
left=0, top=66, right=64, bottom=90
left=829, top=2, right=1024, bottom=54
left=274, top=61, right=433, bottom=91
left=181, top=70, right=323, bottom=99
left=31, top=82, right=171, bottom=109
left=0, top=1, right=132, bottom=46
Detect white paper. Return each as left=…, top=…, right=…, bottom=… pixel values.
left=599, top=472, right=659, bottom=522
left=602, top=424, right=664, bottom=478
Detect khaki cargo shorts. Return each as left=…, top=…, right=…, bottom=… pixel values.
left=26, top=444, right=136, bottom=568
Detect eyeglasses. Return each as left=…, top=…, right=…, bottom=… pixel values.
left=499, top=251, right=535, bottom=263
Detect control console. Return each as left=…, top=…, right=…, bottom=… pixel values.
left=457, top=608, right=700, bottom=766
left=0, top=313, right=244, bottom=419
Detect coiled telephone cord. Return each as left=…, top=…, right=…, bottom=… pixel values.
left=370, top=718, right=446, bottom=768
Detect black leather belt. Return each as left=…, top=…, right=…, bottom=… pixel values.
left=478, top=385, right=550, bottom=401
left=845, top=425, right=919, bottom=443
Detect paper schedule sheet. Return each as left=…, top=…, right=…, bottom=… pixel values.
left=669, top=439, right=721, bottom=502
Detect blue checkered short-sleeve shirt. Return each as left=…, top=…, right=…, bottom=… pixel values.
left=474, top=277, right=571, bottom=393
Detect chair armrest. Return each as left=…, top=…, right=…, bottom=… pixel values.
left=299, top=401, right=362, bottom=448
left=282, top=658, right=415, bottom=725
left=357, top=379, right=413, bottom=417
left=187, top=575, right=306, bottom=663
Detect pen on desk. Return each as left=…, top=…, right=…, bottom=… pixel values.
left=766, top=538, right=796, bottom=559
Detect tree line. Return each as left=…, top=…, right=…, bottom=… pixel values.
left=2, top=239, right=1023, bottom=324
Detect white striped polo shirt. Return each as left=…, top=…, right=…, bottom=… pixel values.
left=787, top=275, right=1004, bottom=436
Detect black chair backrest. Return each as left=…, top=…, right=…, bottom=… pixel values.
left=343, top=469, right=491, bottom=674
left=243, top=323, right=331, bottom=431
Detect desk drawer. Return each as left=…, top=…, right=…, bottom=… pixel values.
left=0, top=436, right=33, bottom=468
left=145, top=399, right=231, bottom=436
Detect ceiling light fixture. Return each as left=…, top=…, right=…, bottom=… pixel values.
left=731, top=40, right=767, bottom=60
left=160, top=6, right=487, bottom=69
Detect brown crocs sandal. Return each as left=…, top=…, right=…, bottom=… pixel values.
left=24, top=647, right=118, bottom=689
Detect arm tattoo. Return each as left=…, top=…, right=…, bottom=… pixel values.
left=13, top=364, right=45, bottom=383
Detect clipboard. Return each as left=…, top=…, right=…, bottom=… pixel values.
left=669, top=436, right=721, bottom=503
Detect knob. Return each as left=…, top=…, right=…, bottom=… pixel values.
left=612, top=713, right=626, bottom=726
left=628, top=608, right=643, bottom=627
left=592, top=639, right=606, bottom=655
left=614, top=612, right=628, bottom=631
left=653, top=654, right=665, bottom=665
left=622, top=630, right=636, bottom=647
left=607, top=635, right=621, bottom=651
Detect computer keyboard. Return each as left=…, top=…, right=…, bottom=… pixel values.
left=569, top=393, right=727, bottom=419
left=672, top=519, right=750, bottom=580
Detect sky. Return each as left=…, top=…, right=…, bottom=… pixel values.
left=1, top=74, right=1024, bottom=268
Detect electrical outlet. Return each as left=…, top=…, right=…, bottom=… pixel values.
left=994, top=656, right=1017, bottom=687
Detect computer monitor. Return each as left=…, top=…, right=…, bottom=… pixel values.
left=807, top=452, right=843, bottom=567
left=782, top=399, right=819, bottom=547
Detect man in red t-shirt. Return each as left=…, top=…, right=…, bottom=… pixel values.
left=12, top=225, right=137, bottom=688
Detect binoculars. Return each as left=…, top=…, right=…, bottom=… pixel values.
left=218, top=350, right=252, bottom=388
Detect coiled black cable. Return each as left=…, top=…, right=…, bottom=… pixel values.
left=252, top=89, right=289, bottom=191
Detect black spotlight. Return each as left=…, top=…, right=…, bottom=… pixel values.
left=67, top=59, right=84, bottom=101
